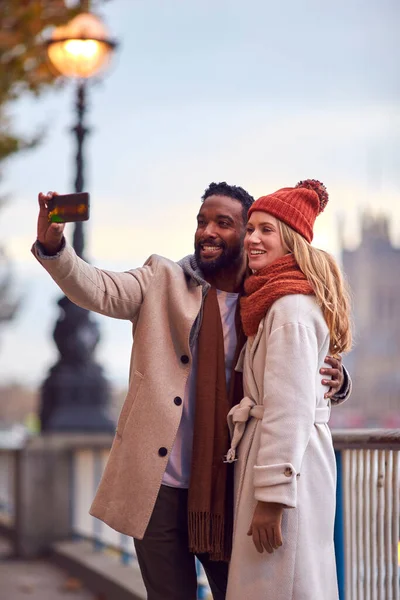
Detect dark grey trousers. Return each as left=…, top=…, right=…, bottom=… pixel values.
left=134, top=485, right=229, bottom=600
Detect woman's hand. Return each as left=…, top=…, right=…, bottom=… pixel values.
left=321, top=354, right=344, bottom=399
left=247, top=501, right=284, bottom=554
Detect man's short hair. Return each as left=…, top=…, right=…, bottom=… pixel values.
left=201, top=182, right=254, bottom=223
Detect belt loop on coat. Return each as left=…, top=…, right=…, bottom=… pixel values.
left=315, top=405, right=331, bottom=423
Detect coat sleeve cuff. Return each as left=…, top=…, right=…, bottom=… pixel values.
left=32, top=237, right=66, bottom=260
left=253, top=462, right=298, bottom=508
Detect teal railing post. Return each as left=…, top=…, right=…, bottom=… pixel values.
left=196, top=558, right=210, bottom=599
left=334, top=450, right=345, bottom=599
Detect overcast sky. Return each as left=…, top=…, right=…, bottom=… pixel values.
left=0, top=0, right=399, bottom=387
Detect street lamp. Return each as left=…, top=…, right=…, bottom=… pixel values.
left=39, top=13, right=118, bottom=433
left=46, top=12, right=117, bottom=258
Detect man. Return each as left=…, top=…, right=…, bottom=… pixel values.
left=33, top=182, right=350, bottom=600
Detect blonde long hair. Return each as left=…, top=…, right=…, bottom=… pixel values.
left=278, top=221, right=353, bottom=355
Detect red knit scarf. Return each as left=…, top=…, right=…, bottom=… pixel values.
left=240, top=254, right=314, bottom=337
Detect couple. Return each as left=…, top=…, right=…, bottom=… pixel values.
left=33, top=179, right=352, bottom=600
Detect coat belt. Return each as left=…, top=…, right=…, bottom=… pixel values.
left=225, top=397, right=330, bottom=464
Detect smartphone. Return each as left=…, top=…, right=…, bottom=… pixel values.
left=47, top=192, right=90, bottom=223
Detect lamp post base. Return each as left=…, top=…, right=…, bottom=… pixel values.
left=39, top=296, right=114, bottom=434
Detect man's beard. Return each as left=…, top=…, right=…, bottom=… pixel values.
left=194, top=240, right=244, bottom=275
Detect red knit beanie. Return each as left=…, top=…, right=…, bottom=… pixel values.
left=247, top=179, right=329, bottom=243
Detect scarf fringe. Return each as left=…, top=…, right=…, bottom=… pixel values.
left=188, top=511, right=229, bottom=562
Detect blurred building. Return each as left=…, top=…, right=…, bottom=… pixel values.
left=331, top=213, right=400, bottom=428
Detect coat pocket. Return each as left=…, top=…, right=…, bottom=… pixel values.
left=116, top=370, right=144, bottom=438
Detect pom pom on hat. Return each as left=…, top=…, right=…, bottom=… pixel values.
left=248, top=178, right=330, bottom=243
left=296, top=179, right=329, bottom=214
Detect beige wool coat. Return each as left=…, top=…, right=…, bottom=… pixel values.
left=226, top=294, right=339, bottom=600
left=32, top=240, right=208, bottom=539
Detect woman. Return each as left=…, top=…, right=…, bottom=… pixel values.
left=225, top=180, right=352, bottom=600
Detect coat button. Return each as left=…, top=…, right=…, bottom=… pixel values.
left=158, top=447, right=168, bottom=457
left=174, top=396, right=182, bottom=406
left=284, top=467, right=293, bottom=477
left=180, top=355, right=189, bottom=364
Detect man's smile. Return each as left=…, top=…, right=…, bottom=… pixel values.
left=200, top=243, right=224, bottom=258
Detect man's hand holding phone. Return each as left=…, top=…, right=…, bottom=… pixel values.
left=37, top=192, right=65, bottom=255
left=37, top=191, right=90, bottom=255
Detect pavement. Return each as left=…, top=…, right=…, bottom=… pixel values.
left=0, top=538, right=98, bottom=600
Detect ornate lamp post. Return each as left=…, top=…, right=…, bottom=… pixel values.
left=40, top=13, right=117, bottom=433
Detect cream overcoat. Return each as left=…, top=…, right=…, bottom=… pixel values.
left=226, top=294, right=339, bottom=600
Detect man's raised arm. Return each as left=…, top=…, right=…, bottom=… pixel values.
left=32, top=192, right=156, bottom=321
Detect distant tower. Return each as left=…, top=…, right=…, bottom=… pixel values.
left=334, top=212, right=400, bottom=427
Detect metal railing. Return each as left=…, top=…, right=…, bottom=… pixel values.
left=333, top=430, right=400, bottom=600
left=71, top=431, right=400, bottom=600
left=1, top=430, right=399, bottom=600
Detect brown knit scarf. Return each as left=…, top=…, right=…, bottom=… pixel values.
left=241, top=253, right=314, bottom=337
left=188, top=287, right=245, bottom=562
